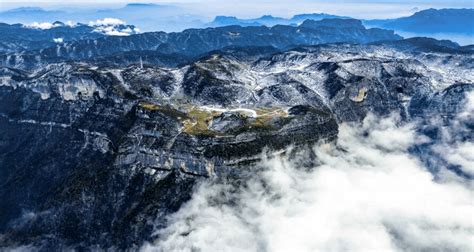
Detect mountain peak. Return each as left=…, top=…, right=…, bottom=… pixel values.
left=260, top=15, right=276, bottom=20
left=213, top=16, right=239, bottom=22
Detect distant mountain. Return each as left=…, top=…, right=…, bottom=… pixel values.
left=1, top=7, right=47, bottom=13
left=206, top=13, right=347, bottom=27
left=0, top=7, right=348, bottom=32
left=0, top=7, right=65, bottom=24
left=0, top=18, right=402, bottom=69
left=0, top=4, right=202, bottom=32
left=365, top=8, right=474, bottom=34
left=1, top=5, right=472, bottom=44
left=291, top=13, right=346, bottom=24
left=0, top=21, right=139, bottom=53
left=299, top=18, right=361, bottom=29
left=208, top=16, right=264, bottom=27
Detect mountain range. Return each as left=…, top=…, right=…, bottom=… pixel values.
left=0, top=20, right=138, bottom=53
left=0, top=18, right=402, bottom=70
left=206, top=13, right=348, bottom=27
left=207, top=9, right=474, bottom=44
left=0, top=3, right=201, bottom=32
left=206, top=8, right=474, bottom=38
left=0, top=6, right=472, bottom=43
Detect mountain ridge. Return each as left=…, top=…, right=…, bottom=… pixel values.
left=206, top=13, right=347, bottom=27
left=0, top=18, right=402, bottom=70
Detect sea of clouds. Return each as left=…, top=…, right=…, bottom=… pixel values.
left=142, top=93, right=474, bottom=252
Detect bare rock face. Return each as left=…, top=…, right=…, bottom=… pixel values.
left=0, top=41, right=472, bottom=249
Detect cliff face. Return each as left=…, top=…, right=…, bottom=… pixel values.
left=0, top=58, right=337, bottom=249
left=0, top=41, right=472, bottom=249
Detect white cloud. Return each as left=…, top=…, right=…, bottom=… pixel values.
left=65, top=20, right=77, bottom=27
left=53, top=37, right=63, bottom=43
left=142, top=112, right=473, bottom=252
left=88, top=18, right=125, bottom=26
left=25, top=22, right=57, bottom=29
left=92, top=26, right=132, bottom=36
left=24, top=21, right=75, bottom=30
left=88, top=18, right=140, bottom=36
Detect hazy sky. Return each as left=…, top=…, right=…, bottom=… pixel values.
left=1, top=0, right=473, bottom=19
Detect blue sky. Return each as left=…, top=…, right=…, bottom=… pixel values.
left=1, top=0, right=473, bottom=18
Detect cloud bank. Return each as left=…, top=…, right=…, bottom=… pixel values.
left=89, top=18, right=140, bottom=36
left=142, top=99, right=474, bottom=251
left=88, top=17, right=125, bottom=26
left=24, top=18, right=140, bottom=36
left=25, top=21, right=61, bottom=29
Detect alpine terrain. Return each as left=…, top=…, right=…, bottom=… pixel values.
left=0, top=8, right=472, bottom=252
